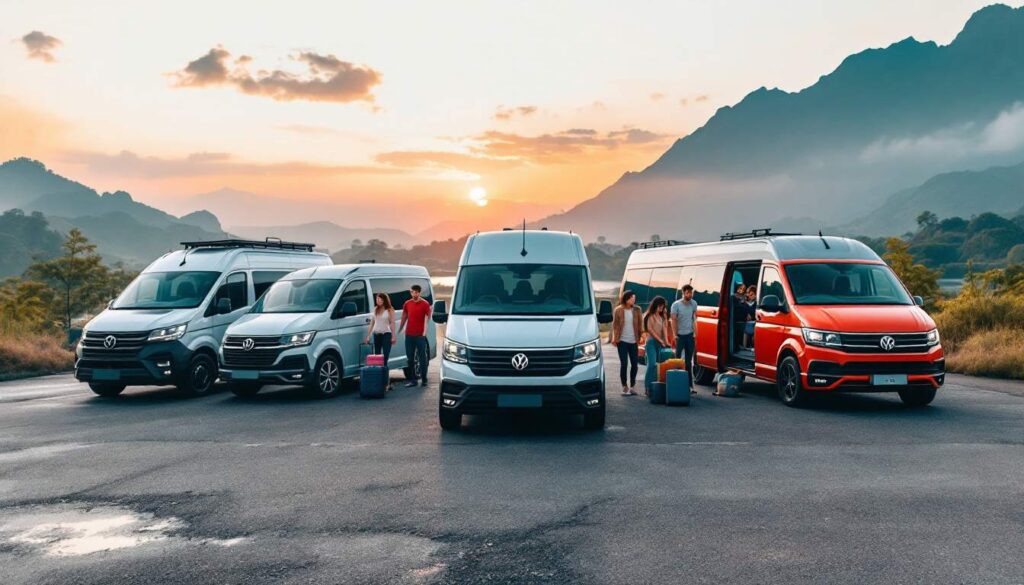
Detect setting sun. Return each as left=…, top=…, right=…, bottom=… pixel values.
left=469, top=186, right=489, bottom=207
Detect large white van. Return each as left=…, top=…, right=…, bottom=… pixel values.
left=433, top=229, right=613, bottom=430
left=219, top=263, right=437, bottom=398
left=76, top=239, right=332, bottom=397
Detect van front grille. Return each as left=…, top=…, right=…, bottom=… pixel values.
left=840, top=332, right=933, bottom=354
left=80, top=331, right=149, bottom=360
left=466, top=348, right=575, bottom=377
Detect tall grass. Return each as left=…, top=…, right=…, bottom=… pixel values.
left=0, top=319, right=75, bottom=379
left=934, top=294, right=1024, bottom=350
left=944, top=328, right=1024, bottom=379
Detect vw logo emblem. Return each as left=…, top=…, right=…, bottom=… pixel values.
left=511, top=353, right=529, bottom=371
left=879, top=335, right=896, bottom=351
left=241, top=338, right=255, bottom=351
left=103, top=335, right=117, bottom=349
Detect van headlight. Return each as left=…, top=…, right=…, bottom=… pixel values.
left=802, top=328, right=842, bottom=348
left=281, top=331, right=316, bottom=347
left=443, top=339, right=468, bottom=363
left=148, top=324, right=187, bottom=342
left=926, top=328, right=940, bottom=346
left=573, top=340, right=600, bottom=363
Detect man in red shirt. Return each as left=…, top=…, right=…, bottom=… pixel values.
left=398, top=284, right=432, bottom=387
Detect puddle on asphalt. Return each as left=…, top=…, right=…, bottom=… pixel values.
left=1, top=504, right=247, bottom=557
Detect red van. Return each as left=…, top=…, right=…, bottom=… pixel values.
left=620, top=230, right=944, bottom=407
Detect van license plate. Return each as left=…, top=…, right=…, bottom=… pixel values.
left=234, top=370, right=259, bottom=380
left=873, top=374, right=908, bottom=386
left=93, top=369, right=120, bottom=381
left=498, top=394, right=542, bottom=408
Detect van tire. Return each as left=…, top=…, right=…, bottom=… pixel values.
left=307, top=353, right=342, bottom=398
left=776, top=355, right=808, bottom=407
left=229, top=383, right=262, bottom=398
left=583, top=403, right=606, bottom=431
left=89, top=383, right=125, bottom=397
left=439, top=408, right=462, bottom=431
left=177, top=353, right=217, bottom=397
left=692, top=362, right=715, bottom=386
left=898, top=388, right=937, bottom=407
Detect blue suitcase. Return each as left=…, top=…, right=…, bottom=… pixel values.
left=715, top=373, right=743, bottom=397
left=666, top=369, right=691, bottom=406
left=657, top=348, right=676, bottom=364
left=359, top=365, right=387, bottom=399
left=649, top=382, right=666, bottom=405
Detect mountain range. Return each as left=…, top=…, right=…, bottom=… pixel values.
left=539, top=4, right=1024, bottom=242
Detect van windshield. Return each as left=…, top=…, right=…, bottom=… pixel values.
left=453, top=264, right=593, bottom=316
left=252, top=279, right=342, bottom=313
left=112, top=271, right=220, bottom=310
left=784, top=263, right=913, bottom=305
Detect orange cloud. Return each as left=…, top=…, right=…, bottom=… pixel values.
left=466, top=127, right=671, bottom=162
left=493, top=105, right=538, bottom=120
left=375, top=150, right=524, bottom=174
left=172, top=47, right=382, bottom=105
left=20, top=31, right=61, bottom=62
left=62, top=150, right=403, bottom=178
left=649, top=92, right=666, bottom=102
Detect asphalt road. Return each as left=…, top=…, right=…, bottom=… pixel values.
left=1, top=356, right=1023, bottom=585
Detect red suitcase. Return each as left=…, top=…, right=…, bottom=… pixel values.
left=365, top=354, right=385, bottom=367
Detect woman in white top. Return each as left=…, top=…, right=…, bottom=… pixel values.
left=364, top=292, right=397, bottom=367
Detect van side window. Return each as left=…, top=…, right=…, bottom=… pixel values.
left=253, top=271, right=291, bottom=299
left=372, top=278, right=433, bottom=309
left=339, top=280, right=369, bottom=314
left=759, top=266, right=785, bottom=302
left=211, top=272, right=248, bottom=314
left=650, top=267, right=683, bottom=302
left=678, top=267, right=695, bottom=293
left=623, top=268, right=653, bottom=307
left=691, top=265, right=725, bottom=307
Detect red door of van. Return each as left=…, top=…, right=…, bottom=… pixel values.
left=753, top=264, right=792, bottom=380
left=692, top=264, right=726, bottom=373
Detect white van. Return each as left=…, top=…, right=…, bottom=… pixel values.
left=76, top=239, right=332, bottom=397
left=433, top=229, right=613, bottom=430
left=219, top=263, right=437, bottom=398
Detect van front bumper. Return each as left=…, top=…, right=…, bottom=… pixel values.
left=219, top=355, right=311, bottom=385
left=439, top=359, right=604, bottom=414
left=74, top=340, right=192, bottom=385
left=802, top=345, right=945, bottom=392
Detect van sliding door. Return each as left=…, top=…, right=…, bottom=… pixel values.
left=690, top=264, right=725, bottom=373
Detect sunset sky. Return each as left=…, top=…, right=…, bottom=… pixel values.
left=0, top=0, right=1012, bottom=232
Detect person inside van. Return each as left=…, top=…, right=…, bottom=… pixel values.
left=642, top=295, right=671, bottom=396
left=610, top=290, right=642, bottom=396
left=365, top=292, right=397, bottom=373
left=743, top=286, right=757, bottom=348
left=731, top=282, right=748, bottom=351
left=398, top=284, right=432, bottom=387
left=670, top=284, right=698, bottom=393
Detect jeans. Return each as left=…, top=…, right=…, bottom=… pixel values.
left=616, top=341, right=639, bottom=387
left=372, top=332, right=392, bottom=366
left=675, top=333, right=695, bottom=387
left=644, top=337, right=663, bottom=392
left=405, top=335, right=428, bottom=383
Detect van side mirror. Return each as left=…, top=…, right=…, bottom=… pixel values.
left=216, top=298, right=233, bottom=315
left=759, top=295, right=786, bottom=314
left=597, top=299, right=614, bottom=324
left=432, top=300, right=448, bottom=324
left=913, top=295, right=924, bottom=306
left=334, top=301, right=358, bottom=319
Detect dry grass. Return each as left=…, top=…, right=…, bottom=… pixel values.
left=934, top=294, right=1024, bottom=350
left=0, top=322, right=75, bottom=379
left=944, top=328, right=1024, bottom=379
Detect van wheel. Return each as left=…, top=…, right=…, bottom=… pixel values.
left=692, top=362, right=715, bottom=386
left=229, top=383, right=262, bottom=398
left=89, top=383, right=125, bottom=397
left=307, top=353, right=342, bottom=398
left=898, top=388, right=936, bottom=407
left=776, top=356, right=808, bottom=407
left=439, top=408, right=462, bottom=431
left=583, top=402, right=606, bottom=431
left=177, top=354, right=217, bottom=397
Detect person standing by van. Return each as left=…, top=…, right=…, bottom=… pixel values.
left=670, top=284, right=698, bottom=393
left=642, top=296, right=671, bottom=396
left=610, top=290, right=642, bottom=396
left=398, top=284, right=432, bottom=387
left=365, top=292, right=397, bottom=365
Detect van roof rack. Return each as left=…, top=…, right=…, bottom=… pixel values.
left=180, top=238, right=316, bottom=252
left=719, top=228, right=801, bottom=241
left=638, top=239, right=684, bottom=249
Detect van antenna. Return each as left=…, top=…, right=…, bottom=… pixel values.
left=819, top=229, right=831, bottom=250
left=520, top=219, right=528, bottom=257
left=179, top=246, right=191, bottom=266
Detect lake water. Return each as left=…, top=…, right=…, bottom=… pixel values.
left=431, top=276, right=620, bottom=294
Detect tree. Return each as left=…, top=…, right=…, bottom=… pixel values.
left=916, top=210, right=938, bottom=230
left=0, top=278, right=57, bottom=328
left=884, top=237, right=940, bottom=306
left=26, top=229, right=109, bottom=330
left=597, top=236, right=607, bottom=245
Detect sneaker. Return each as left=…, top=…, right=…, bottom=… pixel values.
left=404, top=381, right=418, bottom=388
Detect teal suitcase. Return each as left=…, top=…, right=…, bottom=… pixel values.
left=657, top=348, right=676, bottom=363
left=649, top=382, right=666, bottom=405
left=666, top=369, right=691, bottom=406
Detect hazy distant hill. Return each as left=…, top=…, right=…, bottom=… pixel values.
left=843, top=160, right=1024, bottom=236
left=0, top=158, right=229, bottom=270
left=229, top=221, right=416, bottom=251
left=541, top=4, right=1024, bottom=242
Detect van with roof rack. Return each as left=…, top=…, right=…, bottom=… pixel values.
left=432, top=229, right=614, bottom=430
left=75, top=239, right=331, bottom=397
left=219, top=263, right=436, bottom=398
left=621, top=229, right=944, bottom=407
